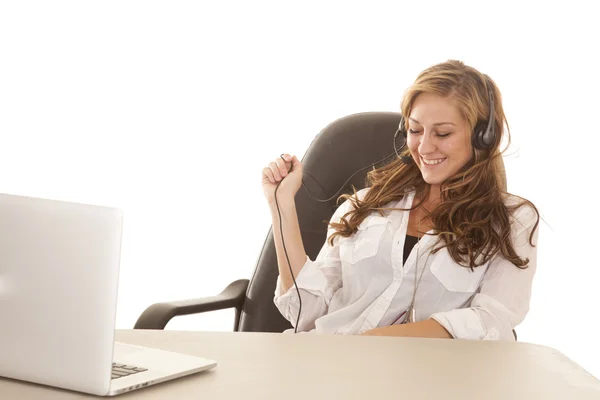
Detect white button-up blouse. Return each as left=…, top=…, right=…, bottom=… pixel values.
left=273, top=188, right=539, bottom=340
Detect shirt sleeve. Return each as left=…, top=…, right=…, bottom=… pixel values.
left=273, top=191, right=363, bottom=332
left=430, top=204, right=539, bottom=341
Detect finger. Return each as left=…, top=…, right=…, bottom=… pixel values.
left=263, top=167, right=275, bottom=184
left=280, top=153, right=294, bottom=169
left=281, top=153, right=294, bottom=166
left=291, top=155, right=301, bottom=167
left=269, top=162, right=283, bottom=181
left=275, top=157, right=290, bottom=177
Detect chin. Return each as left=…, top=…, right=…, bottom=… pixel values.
left=420, top=171, right=452, bottom=186
left=422, top=177, right=445, bottom=186
left=418, top=164, right=461, bottom=187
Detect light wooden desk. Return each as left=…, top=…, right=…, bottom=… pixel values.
left=1, top=330, right=599, bottom=399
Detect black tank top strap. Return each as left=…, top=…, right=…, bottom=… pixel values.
left=403, top=235, right=419, bottom=265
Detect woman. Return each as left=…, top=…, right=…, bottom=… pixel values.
left=261, top=60, right=540, bottom=340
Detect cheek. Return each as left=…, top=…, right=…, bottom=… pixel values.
left=407, top=138, right=419, bottom=153
left=443, top=140, right=471, bottom=160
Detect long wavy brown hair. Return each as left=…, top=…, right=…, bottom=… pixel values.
left=328, top=60, right=539, bottom=270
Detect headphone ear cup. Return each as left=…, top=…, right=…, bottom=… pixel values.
left=472, top=123, right=485, bottom=150
left=472, top=121, right=495, bottom=150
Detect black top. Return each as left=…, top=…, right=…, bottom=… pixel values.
left=403, top=235, right=419, bottom=265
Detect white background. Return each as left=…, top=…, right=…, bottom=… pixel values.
left=2, top=1, right=599, bottom=378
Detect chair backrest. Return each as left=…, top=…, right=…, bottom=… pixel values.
left=237, top=112, right=506, bottom=332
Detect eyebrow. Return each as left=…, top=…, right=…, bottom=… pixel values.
left=409, top=117, right=456, bottom=126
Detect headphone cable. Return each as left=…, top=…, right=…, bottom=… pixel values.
left=274, top=130, right=407, bottom=333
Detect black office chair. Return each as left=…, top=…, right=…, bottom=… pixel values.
left=134, top=111, right=512, bottom=338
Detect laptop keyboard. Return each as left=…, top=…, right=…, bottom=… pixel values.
left=111, top=363, right=148, bottom=380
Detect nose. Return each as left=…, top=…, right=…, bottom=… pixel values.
left=418, top=131, right=436, bottom=155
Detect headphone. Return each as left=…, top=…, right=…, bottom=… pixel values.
left=276, top=82, right=497, bottom=333
left=398, top=83, right=496, bottom=152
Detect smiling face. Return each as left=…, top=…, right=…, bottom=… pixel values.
left=407, top=92, right=473, bottom=193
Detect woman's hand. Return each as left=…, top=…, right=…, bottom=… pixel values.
left=360, top=327, right=389, bottom=336
left=262, top=153, right=303, bottom=205
left=360, top=320, right=453, bottom=339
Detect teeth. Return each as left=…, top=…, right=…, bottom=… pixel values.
left=422, top=158, right=446, bottom=165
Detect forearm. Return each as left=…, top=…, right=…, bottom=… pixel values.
left=269, top=196, right=309, bottom=294
left=362, top=319, right=453, bottom=339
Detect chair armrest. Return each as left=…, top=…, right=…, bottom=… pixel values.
left=133, top=279, right=249, bottom=330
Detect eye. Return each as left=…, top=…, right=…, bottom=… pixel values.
left=437, top=133, right=452, bottom=138
left=408, top=129, right=422, bottom=135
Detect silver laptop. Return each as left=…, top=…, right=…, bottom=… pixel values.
left=0, top=193, right=217, bottom=396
